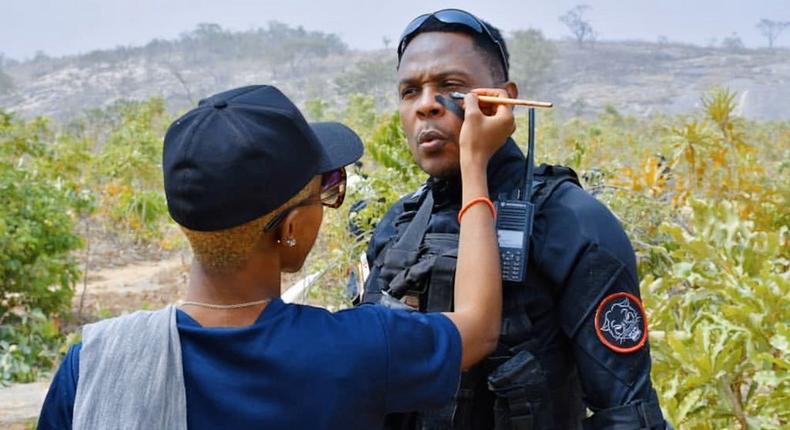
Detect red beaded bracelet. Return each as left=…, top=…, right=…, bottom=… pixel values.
left=457, top=197, right=497, bottom=224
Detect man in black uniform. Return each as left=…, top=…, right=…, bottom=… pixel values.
left=359, top=9, right=670, bottom=430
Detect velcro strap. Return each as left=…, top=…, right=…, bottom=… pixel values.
left=583, top=401, right=665, bottom=430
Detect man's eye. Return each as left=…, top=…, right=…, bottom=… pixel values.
left=400, top=87, right=418, bottom=99
left=442, top=81, right=464, bottom=89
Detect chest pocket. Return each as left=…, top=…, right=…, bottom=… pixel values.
left=419, top=233, right=458, bottom=312
left=384, top=233, right=457, bottom=298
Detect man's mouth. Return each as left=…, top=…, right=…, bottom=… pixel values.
left=417, top=129, right=448, bottom=152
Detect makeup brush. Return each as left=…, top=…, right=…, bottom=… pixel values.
left=449, top=92, right=553, bottom=108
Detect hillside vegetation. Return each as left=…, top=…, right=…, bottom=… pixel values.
left=1, top=22, right=790, bottom=121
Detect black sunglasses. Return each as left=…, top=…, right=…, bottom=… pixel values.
left=264, top=167, right=347, bottom=232
left=397, top=9, right=509, bottom=81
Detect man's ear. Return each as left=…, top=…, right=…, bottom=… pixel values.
left=504, top=81, right=518, bottom=100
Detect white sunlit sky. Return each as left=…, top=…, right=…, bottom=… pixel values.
left=1, top=0, right=789, bottom=61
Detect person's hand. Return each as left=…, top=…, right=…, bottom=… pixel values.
left=458, top=88, right=516, bottom=169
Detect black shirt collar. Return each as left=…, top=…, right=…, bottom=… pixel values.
left=430, top=138, right=526, bottom=206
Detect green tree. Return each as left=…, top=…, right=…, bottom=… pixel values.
left=340, top=94, right=378, bottom=142
left=0, top=112, right=82, bottom=316
left=334, top=56, right=397, bottom=100
left=261, top=21, right=347, bottom=76
left=0, top=111, right=84, bottom=383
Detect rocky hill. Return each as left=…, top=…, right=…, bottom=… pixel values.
left=548, top=40, right=790, bottom=119
left=1, top=23, right=788, bottom=121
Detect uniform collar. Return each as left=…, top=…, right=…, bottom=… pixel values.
left=429, top=138, right=526, bottom=206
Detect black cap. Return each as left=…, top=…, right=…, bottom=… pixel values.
left=163, top=85, right=363, bottom=231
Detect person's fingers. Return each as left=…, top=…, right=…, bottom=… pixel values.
left=494, top=102, right=511, bottom=117
left=464, top=88, right=514, bottom=128
left=503, top=108, right=516, bottom=135
left=463, top=92, right=482, bottom=118
left=471, top=88, right=508, bottom=115
left=470, top=88, right=509, bottom=116
left=482, top=95, right=512, bottom=122
left=480, top=103, right=498, bottom=116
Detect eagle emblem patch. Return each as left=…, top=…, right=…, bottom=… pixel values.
left=594, top=292, right=648, bottom=353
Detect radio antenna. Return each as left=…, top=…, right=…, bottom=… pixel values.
left=523, top=108, right=536, bottom=201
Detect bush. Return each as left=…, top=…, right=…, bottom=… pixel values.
left=0, top=111, right=83, bottom=383
left=95, top=98, right=172, bottom=243
left=0, top=166, right=81, bottom=316
left=643, top=200, right=788, bottom=428
left=0, top=309, right=63, bottom=384
left=0, top=112, right=83, bottom=317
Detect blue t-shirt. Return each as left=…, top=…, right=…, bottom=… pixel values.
left=37, top=298, right=461, bottom=429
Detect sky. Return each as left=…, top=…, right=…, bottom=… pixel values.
left=1, top=0, right=789, bottom=61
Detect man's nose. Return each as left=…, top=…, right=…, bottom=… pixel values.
left=415, top=88, right=445, bottom=119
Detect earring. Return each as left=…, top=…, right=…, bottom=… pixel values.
left=285, top=237, right=297, bottom=247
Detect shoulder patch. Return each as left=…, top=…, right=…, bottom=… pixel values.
left=594, top=292, right=648, bottom=353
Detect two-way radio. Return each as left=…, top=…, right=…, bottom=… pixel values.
left=446, top=93, right=552, bottom=283
left=496, top=108, right=539, bottom=283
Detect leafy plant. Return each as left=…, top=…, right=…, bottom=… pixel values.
left=0, top=111, right=83, bottom=383
left=0, top=309, right=63, bottom=384
left=94, top=98, right=172, bottom=243
left=0, top=111, right=82, bottom=318
left=643, top=199, right=788, bottom=429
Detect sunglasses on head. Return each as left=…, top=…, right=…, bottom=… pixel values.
left=397, top=8, right=509, bottom=81
left=264, top=167, right=347, bottom=232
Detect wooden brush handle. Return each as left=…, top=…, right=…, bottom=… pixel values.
left=476, top=95, right=553, bottom=108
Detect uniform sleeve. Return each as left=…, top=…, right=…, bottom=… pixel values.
left=370, top=307, right=462, bottom=413
left=534, top=184, right=667, bottom=428
left=37, top=343, right=81, bottom=430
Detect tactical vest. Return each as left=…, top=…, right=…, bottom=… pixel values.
left=363, top=165, right=587, bottom=430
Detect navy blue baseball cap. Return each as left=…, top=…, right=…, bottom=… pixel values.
left=163, top=85, right=364, bottom=231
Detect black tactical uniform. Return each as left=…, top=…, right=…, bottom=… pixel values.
left=360, top=139, right=668, bottom=429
